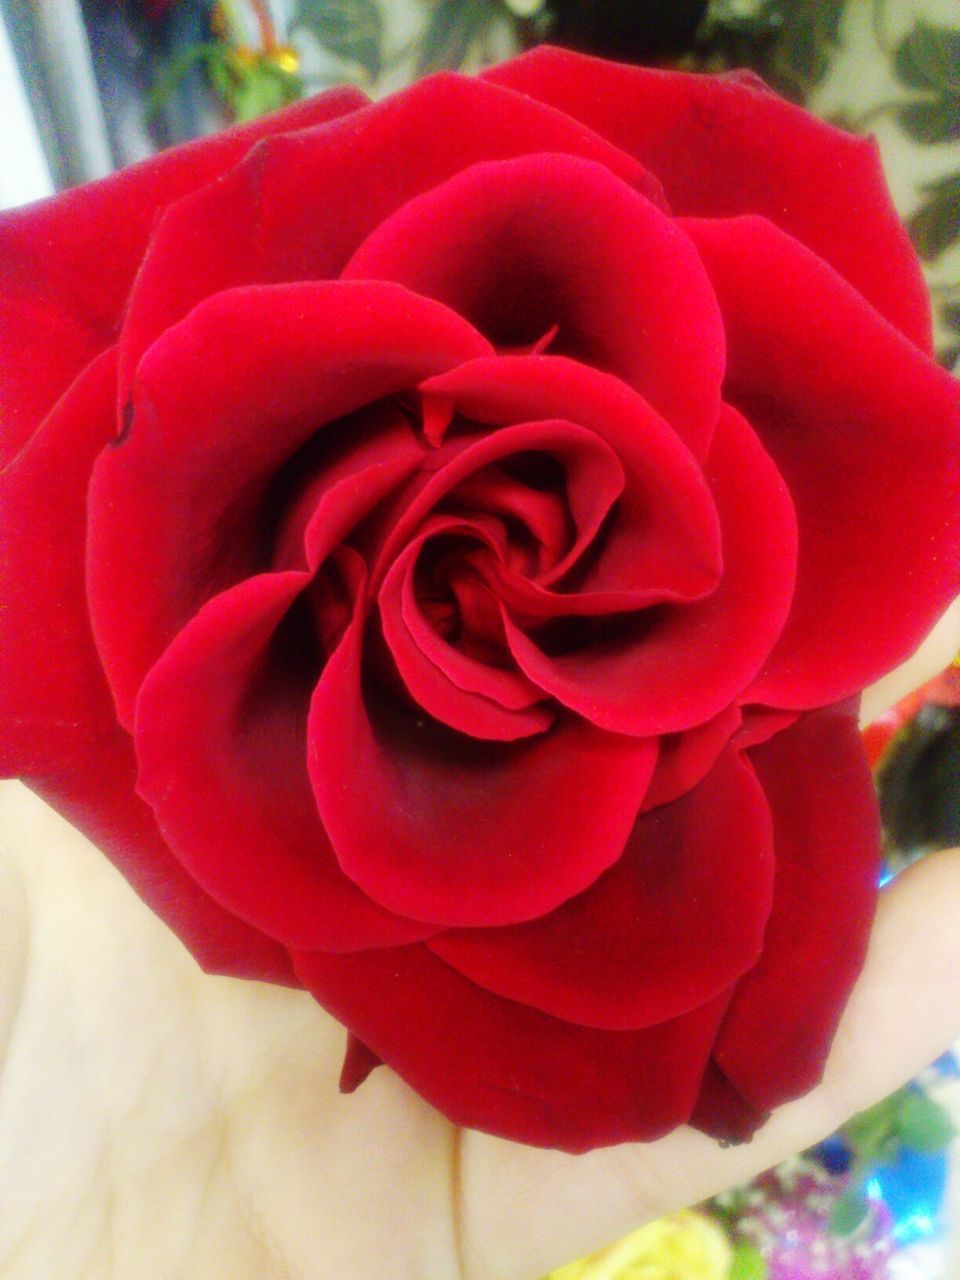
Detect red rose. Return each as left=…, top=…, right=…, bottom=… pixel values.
left=2, top=48, right=958, bottom=1153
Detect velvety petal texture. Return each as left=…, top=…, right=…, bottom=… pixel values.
left=88, top=281, right=491, bottom=726
left=2, top=46, right=955, bottom=1153
left=0, top=85, right=366, bottom=464
left=294, top=943, right=732, bottom=1152
left=712, top=703, right=881, bottom=1118
left=429, top=747, right=773, bottom=1029
left=685, top=215, right=960, bottom=708
left=485, top=46, right=932, bottom=350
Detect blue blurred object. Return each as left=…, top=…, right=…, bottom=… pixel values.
left=816, top=1133, right=852, bottom=1175
left=931, top=1048, right=960, bottom=1077
left=867, top=1146, right=949, bottom=1243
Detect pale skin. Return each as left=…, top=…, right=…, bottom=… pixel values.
left=0, top=600, right=958, bottom=1280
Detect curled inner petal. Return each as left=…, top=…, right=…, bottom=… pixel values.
left=378, top=517, right=553, bottom=742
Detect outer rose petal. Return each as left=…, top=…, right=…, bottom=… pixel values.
left=428, top=747, right=774, bottom=1030
left=690, top=1062, right=769, bottom=1144
left=711, top=703, right=880, bottom=1119
left=0, top=354, right=296, bottom=983
left=88, top=281, right=490, bottom=728
left=1, top=350, right=120, bottom=776
left=307, top=580, right=658, bottom=927
left=485, top=46, right=931, bottom=350
left=294, top=942, right=731, bottom=1151
left=684, top=216, right=960, bottom=709
left=344, top=152, right=723, bottom=456
left=30, top=734, right=297, bottom=987
left=0, top=85, right=366, bottom=464
left=118, top=71, right=660, bottom=405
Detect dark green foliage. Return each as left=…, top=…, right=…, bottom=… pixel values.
left=907, top=173, right=960, bottom=261
left=893, top=22, right=960, bottom=143
left=893, top=21, right=960, bottom=93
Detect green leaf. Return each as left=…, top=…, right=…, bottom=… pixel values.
left=896, top=1092, right=957, bottom=1153
left=729, top=1241, right=768, bottom=1280
left=894, top=22, right=960, bottom=93
left=294, top=0, right=384, bottom=77
left=942, top=303, right=960, bottom=332
left=415, top=0, right=501, bottom=74
left=908, top=172, right=960, bottom=261
left=829, top=1188, right=870, bottom=1237
left=842, top=1088, right=905, bottom=1161
left=897, top=95, right=960, bottom=143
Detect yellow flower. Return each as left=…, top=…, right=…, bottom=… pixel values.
left=547, top=1211, right=732, bottom=1280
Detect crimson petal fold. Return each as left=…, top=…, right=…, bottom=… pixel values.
left=429, top=746, right=774, bottom=1030
left=308, top=571, right=658, bottom=927
left=295, top=942, right=731, bottom=1152
left=712, top=703, right=881, bottom=1115
left=484, top=45, right=931, bottom=349
left=135, top=568, right=436, bottom=952
left=684, top=215, right=960, bottom=710
left=88, top=280, right=491, bottom=728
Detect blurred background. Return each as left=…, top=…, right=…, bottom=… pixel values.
left=1, top=0, right=959, bottom=1275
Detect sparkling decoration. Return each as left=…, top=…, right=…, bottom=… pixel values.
left=714, top=1155, right=896, bottom=1280
left=868, top=1147, right=948, bottom=1245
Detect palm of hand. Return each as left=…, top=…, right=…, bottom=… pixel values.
left=1, top=616, right=959, bottom=1280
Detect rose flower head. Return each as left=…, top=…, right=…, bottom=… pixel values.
left=2, top=48, right=958, bottom=1153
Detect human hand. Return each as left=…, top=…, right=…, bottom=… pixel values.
left=0, top=604, right=957, bottom=1280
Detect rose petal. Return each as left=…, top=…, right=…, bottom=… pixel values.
left=89, top=280, right=491, bottom=727
left=294, top=942, right=730, bottom=1151
left=712, top=703, right=880, bottom=1114
left=379, top=519, right=553, bottom=741
left=640, top=704, right=742, bottom=812
left=501, top=404, right=797, bottom=736
left=690, top=1062, right=769, bottom=1144
left=485, top=46, right=931, bottom=350
left=419, top=356, right=722, bottom=611
left=134, top=567, right=436, bottom=952
left=1, top=350, right=121, bottom=776
left=0, top=295, right=106, bottom=468
left=119, top=72, right=660, bottom=405
left=307, top=582, right=657, bottom=927
left=0, top=355, right=295, bottom=985
left=685, top=215, right=960, bottom=709
left=344, top=152, right=723, bottom=455
left=429, top=746, right=773, bottom=1030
